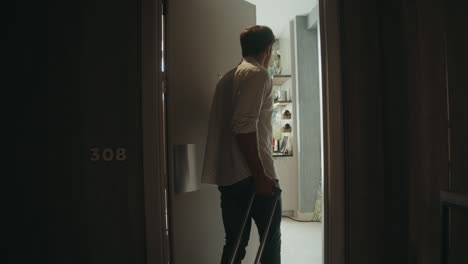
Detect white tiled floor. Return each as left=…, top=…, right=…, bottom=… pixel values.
left=281, top=217, right=323, bottom=264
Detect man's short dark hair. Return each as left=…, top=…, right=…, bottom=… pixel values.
left=240, top=25, right=275, bottom=57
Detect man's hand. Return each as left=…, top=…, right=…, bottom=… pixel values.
left=235, top=132, right=275, bottom=196
left=254, top=170, right=276, bottom=197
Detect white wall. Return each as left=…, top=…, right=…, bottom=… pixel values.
left=246, top=0, right=317, bottom=35
left=294, top=14, right=322, bottom=215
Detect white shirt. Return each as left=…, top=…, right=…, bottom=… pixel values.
left=201, top=57, right=278, bottom=186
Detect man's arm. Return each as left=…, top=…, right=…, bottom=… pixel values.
left=232, top=71, right=275, bottom=196
left=236, top=132, right=275, bottom=196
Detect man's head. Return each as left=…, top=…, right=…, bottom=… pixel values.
left=240, top=25, right=275, bottom=66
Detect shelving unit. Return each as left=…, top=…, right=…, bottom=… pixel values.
left=271, top=74, right=294, bottom=157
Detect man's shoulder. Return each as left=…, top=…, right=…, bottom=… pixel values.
left=235, top=62, right=269, bottom=82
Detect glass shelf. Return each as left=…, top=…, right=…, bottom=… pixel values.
left=273, top=153, right=294, bottom=157
left=272, top=75, right=292, bottom=86
left=273, top=100, right=293, bottom=107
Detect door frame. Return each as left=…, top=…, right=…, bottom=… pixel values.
left=318, top=0, right=346, bottom=264
left=141, top=0, right=346, bottom=263
left=141, top=0, right=170, bottom=263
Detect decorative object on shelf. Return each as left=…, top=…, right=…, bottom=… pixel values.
left=272, top=137, right=280, bottom=152
left=282, top=110, right=291, bottom=119
left=282, top=123, right=292, bottom=132
left=268, top=39, right=282, bottom=75
left=278, top=90, right=288, bottom=101
left=272, top=135, right=293, bottom=156
left=280, top=136, right=288, bottom=153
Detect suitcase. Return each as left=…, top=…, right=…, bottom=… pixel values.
left=228, top=187, right=282, bottom=264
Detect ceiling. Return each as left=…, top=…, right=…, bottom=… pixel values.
left=245, top=0, right=318, bottom=36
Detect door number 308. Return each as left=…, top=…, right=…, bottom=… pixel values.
left=90, top=147, right=127, bottom=162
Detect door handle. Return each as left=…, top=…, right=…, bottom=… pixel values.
left=173, top=144, right=203, bottom=193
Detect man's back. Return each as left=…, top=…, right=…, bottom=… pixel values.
left=202, top=57, right=277, bottom=186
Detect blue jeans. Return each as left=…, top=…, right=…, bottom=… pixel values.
left=218, top=177, right=282, bottom=264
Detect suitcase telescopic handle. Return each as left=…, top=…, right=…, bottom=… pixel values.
left=254, top=188, right=281, bottom=264
left=229, top=187, right=282, bottom=264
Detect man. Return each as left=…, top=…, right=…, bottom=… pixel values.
left=202, top=25, right=281, bottom=264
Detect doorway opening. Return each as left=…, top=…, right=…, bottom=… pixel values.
left=245, top=1, right=324, bottom=263
left=155, top=0, right=343, bottom=263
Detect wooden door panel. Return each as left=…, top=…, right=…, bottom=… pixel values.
left=166, top=1, right=256, bottom=263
